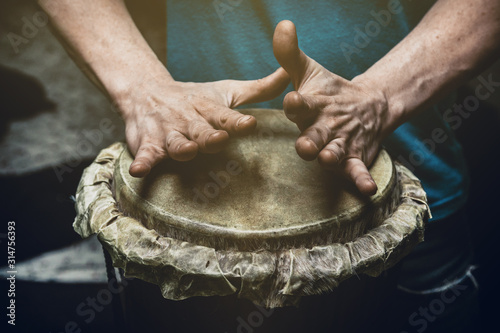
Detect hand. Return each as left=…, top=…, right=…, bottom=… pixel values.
left=117, top=67, right=289, bottom=177
left=273, top=20, right=391, bottom=196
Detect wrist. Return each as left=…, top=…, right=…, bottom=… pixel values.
left=352, top=72, right=403, bottom=139
left=105, top=58, right=174, bottom=119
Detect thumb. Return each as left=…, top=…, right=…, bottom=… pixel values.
left=273, top=20, right=310, bottom=89
left=230, top=67, right=290, bottom=107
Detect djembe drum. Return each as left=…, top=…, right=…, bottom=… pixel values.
left=73, top=109, right=429, bottom=330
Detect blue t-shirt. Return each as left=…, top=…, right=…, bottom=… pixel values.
left=166, top=0, right=469, bottom=221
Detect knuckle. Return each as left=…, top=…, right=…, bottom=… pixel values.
left=188, top=121, right=211, bottom=140
left=138, top=142, right=166, bottom=159
left=218, top=110, right=238, bottom=127
left=165, top=131, right=180, bottom=147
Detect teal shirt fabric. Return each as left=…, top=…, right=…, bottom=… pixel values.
left=166, top=0, right=469, bottom=221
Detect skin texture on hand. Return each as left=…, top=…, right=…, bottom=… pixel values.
left=273, top=20, right=388, bottom=196
left=121, top=68, right=290, bottom=177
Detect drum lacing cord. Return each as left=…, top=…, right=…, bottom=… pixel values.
left=103, top=245, right=128, bottom=333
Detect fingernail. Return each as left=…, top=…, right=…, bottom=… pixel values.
left=305, top=137, right=318, bottom=150
left=130, top=162, right=142, bottom=170
left=236, top=115, right=252, bottom=127
left=208, top=132, right=219, bottom=140
left=178, top=142, right=191, bottom=150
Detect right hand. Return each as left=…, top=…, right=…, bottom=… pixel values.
left=116, top=68, right=289, bottom=177
left=273, top=20, right=390, bottom=196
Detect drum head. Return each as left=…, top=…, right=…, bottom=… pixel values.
left=113, top=109, right=396, bottom=251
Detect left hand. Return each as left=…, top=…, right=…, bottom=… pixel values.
left=273, top=20, right=391, bottom=196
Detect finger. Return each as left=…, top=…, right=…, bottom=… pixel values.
left=343, top=158, right=378, bottom=196
left=129, top=141, right=167, bottom=178
left=201, top=105, right=257, bottom=136
left=283, top=91, right=318, bottom=125
left=295, top=112, right=353, bottom=160
left=165, top=130, right=198, bottom=161
left=273, top=20, right=310, bottom=88
left=231, top=67, right=290, bottom=107
left=187, top=121, right=230, bottom=153
left=295, top=121, right=336, bottom=161
left=318, top=138, right=346, bottom=169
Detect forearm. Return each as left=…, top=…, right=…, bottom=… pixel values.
left=356, top=0, right=500, bottom=137
left=38, top=0, right=170, bottom=106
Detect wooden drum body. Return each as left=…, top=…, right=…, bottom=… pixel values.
left=74, top=109, right=430, bottom=308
